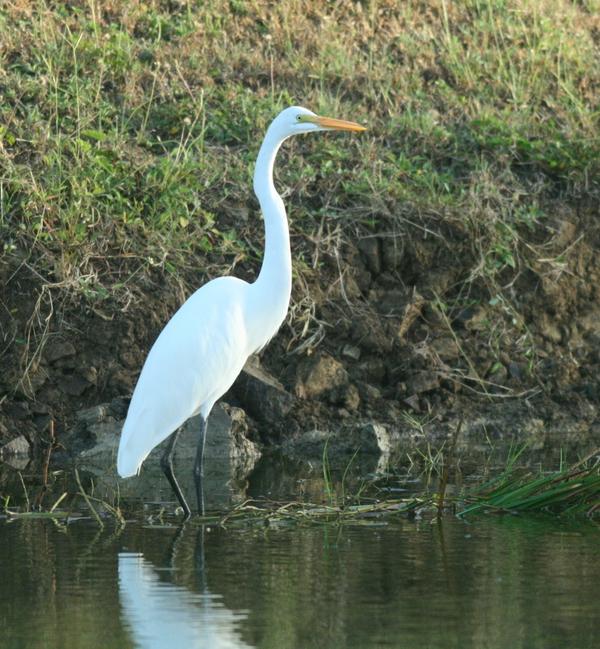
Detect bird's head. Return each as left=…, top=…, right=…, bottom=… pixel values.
left=272, top=106, right=366, bottom=138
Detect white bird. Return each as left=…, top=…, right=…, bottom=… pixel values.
left=116, top=106, right=366, bottom=516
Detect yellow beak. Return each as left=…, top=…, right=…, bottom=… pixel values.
left=313, top=116, right=367, bottom=132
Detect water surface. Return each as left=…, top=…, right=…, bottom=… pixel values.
left=0, top=512, right=597, bottom=649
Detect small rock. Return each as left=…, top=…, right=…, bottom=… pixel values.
left=508, top=362, right=526, bottom=380
left=463, top=307, right=489, bottom=332
left=2, top=401, right=31, bottom=420
left=0, top=435, right=31, bottom=457
left=138, top=49, right=155, bottom=64
left=59, top=373, right=91, bottom=397
left=34, top=414, right=51, bottom=432
left=397, top=290, right=425, bottom=340
left=441, top=377, right=462, bottom=393
left=381, top=237, right=404, bottom=272
left=342, top=344, right=361, bottom=361
left=110, top=368, right=136, bottom=393
left=232, top=357, right=293, bottom=424
left=222, top=404, right=262, bottom=475
left=403, top=395, right=421, bottom=412
left=357, top=382, right=382, bottom=404
left=342, top=384, right=361, bottom=411
left=357, top=358, right=387, bottom=384
left=350, top=317, right=393, bottom=354
left=455, top=306, right=488, bottom=331
left=31, top=402, right=51, bottom=415
left=358, top=237, right=381, bottom=275
left=27, top=363, right=49, bottom=391
left=284, top=420, right=397, bottom=460
left=378, top=289, right=408, bottom=316
left=37, top=386, right=61, bottom=405
left=406, top=371, right=440, bottom=395
left=3, top=456, right=29, bottom=470
left=77, top=404, right=112, bottom=426
left=454, top=307, right=475, bottom=326
left=539, top=314, right=562, bottom=343
left=554, top=219, right=577, bottom=248
left=352, top=266, right=372, bottom=294
left=344, top=272, right=366, bottom=300
left=109, top=397, right=130, bottom=419
left=80, top=366, right=98, bottom=385
left=431, top=336, right=460, bottom=361
left=120, top=350, right=139, bottom=369
left=295, top=353, right=348, bottom=400
left=45, top=340, right=76, bottom=363
left=357, top=422, right=390, bottom=454
left=281, top=428, right=331, bottom=457
left=499, top=351, right=511, bottom=366
left=579, top=308, right=600, bottom=336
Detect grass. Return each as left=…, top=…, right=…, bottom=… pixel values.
left=216, top=447, right=600, bottom=525
left=2, top=3, right=598, bottom=285
left=3, top=446, right=598, bottom=525
left=459, top=447, right=600, bottom=517
left=2, top=466, right=125, bottom=528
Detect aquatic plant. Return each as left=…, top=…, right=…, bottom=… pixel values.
left=459, top=448, right=600, bottom=518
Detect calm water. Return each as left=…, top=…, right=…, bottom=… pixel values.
left=0, top=513, right=598, bottom=649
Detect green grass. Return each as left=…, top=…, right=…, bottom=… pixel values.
left=4, top=446, right=598, bottom=524
left=2, top=1, right=598, bottom=263
left=459, top=447, right=600, bottom=517
left=224, top=448, right=600, bottom=523
left=191, top=448, right=600, bottom=525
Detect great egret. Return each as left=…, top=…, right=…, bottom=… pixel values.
left=116, top=106, right=366, bottom=516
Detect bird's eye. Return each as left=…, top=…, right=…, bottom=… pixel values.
left=296, top=115, right=302, bottom=121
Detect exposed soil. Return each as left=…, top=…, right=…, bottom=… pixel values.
left=2, top=200, right=600, bottom=463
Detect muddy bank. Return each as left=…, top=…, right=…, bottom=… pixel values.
left=1, top=206, right=600, bottom=468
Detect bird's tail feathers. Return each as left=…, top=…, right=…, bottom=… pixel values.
left=117, top=416, right=152, bottom=478
left=117, top=444, right=145, bottom=478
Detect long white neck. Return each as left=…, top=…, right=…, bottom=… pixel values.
left=252, top=128, right=292, bottom=308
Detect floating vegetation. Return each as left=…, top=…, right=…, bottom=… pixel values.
left=215, top=497, right=432, bottom=528
left=459, top=448, right=600, bottom=519
left=2, top=449, right=598, bottom=527
left=213, top=448, right=600, bottom=527
left=1, top=469, right=125, bottom=529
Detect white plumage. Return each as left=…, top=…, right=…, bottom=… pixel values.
left=117, top=278, right=252, bottom=477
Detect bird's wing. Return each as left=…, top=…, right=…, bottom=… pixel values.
left=117, top=277, right=251, bottom=477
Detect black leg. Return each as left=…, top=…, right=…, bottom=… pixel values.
left=160, top=429, right=191, bottom=518
left=193, top=416, right=207, bottom=516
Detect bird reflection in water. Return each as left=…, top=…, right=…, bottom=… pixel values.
left=119, top=527, right=252, bottom=649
